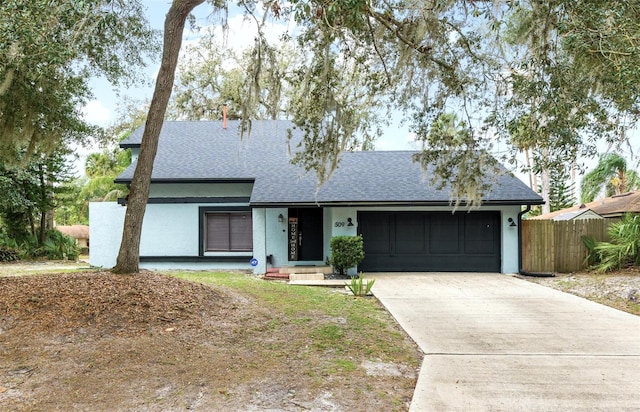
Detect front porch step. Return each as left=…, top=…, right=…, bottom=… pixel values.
left=263, top=267, right=288, bottom=280
left=288, top=273, right=325, bottom=281
left=278, top=266, right=333, bottom=275
left=263, top=272, right=289, bottom=280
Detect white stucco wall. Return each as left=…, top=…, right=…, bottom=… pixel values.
left=139, top=204, right=200, bottom=256
left=252, top=208, right=267, bottom=274
left=499, top=205, right=522, bottom=274
left=89, top=202, right=126, bottom=268
left=90, top=201, right=254, bottom=271
left=264, top=208, right=289, bottom=269
left=92, top=199, right=522, bottom=274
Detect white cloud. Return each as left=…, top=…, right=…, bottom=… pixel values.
left=82, top=100, right=112, bottom=127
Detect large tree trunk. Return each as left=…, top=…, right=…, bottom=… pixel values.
left=112, top=0, right=205, bottom=274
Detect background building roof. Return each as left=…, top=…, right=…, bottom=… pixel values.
left=55, top=225, right=90, bottom=239
left=531, top=191, right=640, bottom=220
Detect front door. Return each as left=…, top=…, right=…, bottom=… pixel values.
left=288, top=208, right=323, bottom=261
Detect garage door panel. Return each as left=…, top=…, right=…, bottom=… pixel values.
left=361, top=254, right=498, bottom=272
left=464, top=214, right=498, bottom=254
left=395, top=213, right=425, bottom=253
left=360, top=213, right=391, bottom=254
left=358, top=211, right=500, bottom=272
left=429, top=213, right=460, bottom=254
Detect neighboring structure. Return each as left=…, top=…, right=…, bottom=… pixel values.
left=532, top=191, right=640, bottom=220
left=56, top=225, right=90, bottom=252
left=537, top=209, right=603, bottom=221
left=90, top=120, right=543, bottom=274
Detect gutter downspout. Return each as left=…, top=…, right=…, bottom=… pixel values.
left=517, top=204, right=555, bottom=278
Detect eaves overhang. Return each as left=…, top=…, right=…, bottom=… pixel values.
left=249, top=199, right=546, bottom=208
left=113, top=177, right=256, bottom=185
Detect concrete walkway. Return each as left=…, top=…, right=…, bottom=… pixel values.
left=371, top=273, right=640, bottom=411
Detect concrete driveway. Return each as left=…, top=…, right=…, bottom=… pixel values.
left=371, top=273, right=640, bottom=411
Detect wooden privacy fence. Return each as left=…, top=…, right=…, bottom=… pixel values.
left=521, top=219, right=613, bottom=273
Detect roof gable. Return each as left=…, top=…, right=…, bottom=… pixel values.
left=117, top=120, right=543, bottom=206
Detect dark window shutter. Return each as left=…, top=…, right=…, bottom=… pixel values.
left=206, top=212, right=252, bottom=252
left=230, top=213, right=252, bottom=251
left=206, top=214, right=230, bottom=251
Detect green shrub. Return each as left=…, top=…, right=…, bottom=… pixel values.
left=329, top=235, right=365, bottom=276
left=591, top=214, right=640, bottom=272
left=0, top=230, right=78, bottom=261
left=38, top=230, right=79, bottom=261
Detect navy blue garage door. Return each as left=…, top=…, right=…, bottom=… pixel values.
left=357, top=211, right=501, bottom=272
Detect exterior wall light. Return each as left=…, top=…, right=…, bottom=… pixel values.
left=508, top=217, right=517, bottom=227
left=278, top=214, right=284, bottom=223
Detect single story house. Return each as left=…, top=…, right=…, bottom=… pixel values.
left=90, top=120, right=543, bottom=274
left=55, top=225, right=90, bottom=252
left=532, top=191, right=640, bottom=220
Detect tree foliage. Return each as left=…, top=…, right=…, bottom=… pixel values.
left=170, top=33, right=246, bottom=120
left=0, top=0, right=158, bottom=161
left=66, top=148, right=131, bottom=224
left=548, top=165, right=576, bottom=212
left=0, top=148, right=75, bottom=244
left=580, top=153, right=640, bottom=203
left=244, top=1, right=638, bottom=205
left=56, top=99, right=144, bottom=225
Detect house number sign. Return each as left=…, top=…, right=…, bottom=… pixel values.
left=334, top=218, right=354, bottom=228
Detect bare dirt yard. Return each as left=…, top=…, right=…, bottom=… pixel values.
left=0, top=266, right=421, bottom=411
left=519, top=267, right=640, bottom=316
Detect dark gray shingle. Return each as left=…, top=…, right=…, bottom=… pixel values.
left=117, top=120, right=543, bottom=206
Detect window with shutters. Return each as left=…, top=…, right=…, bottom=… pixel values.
left=205, top=212, right=252, bottom=252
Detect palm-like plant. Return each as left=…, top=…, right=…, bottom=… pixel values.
left=580, top=153, right=640, bottom=203
left=85, top=149, right=131, bottom=178
left=591, top=214, right=640, bottom=272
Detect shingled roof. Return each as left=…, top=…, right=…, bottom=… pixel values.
left=532, top=191, right=640, bottom=219
left=117, top=120, right=543, bottom=206
left=55, top=225, right=89, bottom=239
